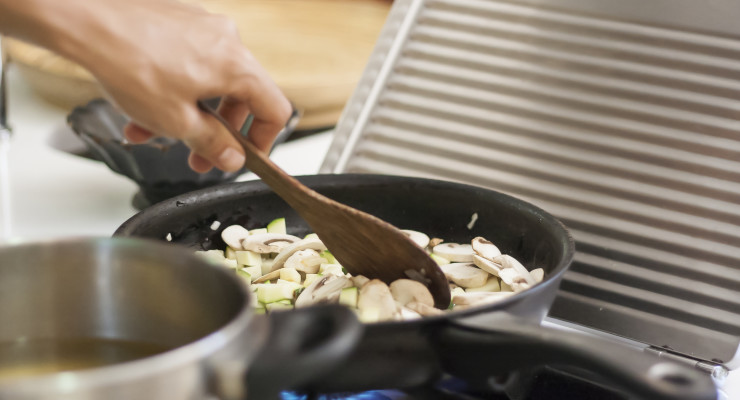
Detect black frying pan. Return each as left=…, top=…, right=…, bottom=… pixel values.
left=114, top=174, right=716, bottom=400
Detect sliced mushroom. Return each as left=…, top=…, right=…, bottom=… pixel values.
left=472, top=254, right=503, bottom=277
left=351, top=275, right=370, bottom=288
left=252, top=269, right=282, bottom=284
left=397, top=306, right=422, bottom=321
left=471, top=237, right=501, bottom=260
left=433, top=243, right=474, bottom=262
left=429, top=238, right=444, bottom=248
left=269, top=238, right=328, bottom=272
left=440, top=263, right=490, bottom=288
left=357, top=280, right=397, bottom=322
left=294, top=275, right=352, bottom=307
left=452, top=291, right=515, bottom=307
left=498, top=268, right=530, bottom=293
left=406, top=301, right=444, bottom=316
left=283, top=249, right=324, bottom=274
left=493, top=255, right=536, bottom=285
left=242, top=233, right=301, bottom=253
left=530, top=268, right=544, bottom=283
left=221, top=225, right=250, bottom=250
left=401, top=229, right=430, bottom=249
left=389, top=279, right=434, bottom=307
left=466, top=277, right=501, bottom=293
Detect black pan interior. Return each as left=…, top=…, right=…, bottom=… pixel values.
left=115, top=174, right=573, bottom=278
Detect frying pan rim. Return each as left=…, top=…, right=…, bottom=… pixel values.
left=114, top=173, right=575, bottom=325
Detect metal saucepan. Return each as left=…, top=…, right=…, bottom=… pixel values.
left=0, top=238, right=361, bottom=400
left=115, top=174, right=717, bottom=400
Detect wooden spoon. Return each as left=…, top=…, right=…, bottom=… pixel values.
left=199, top=102, right=451, bottom=309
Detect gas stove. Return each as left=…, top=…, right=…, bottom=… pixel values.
left=281, top=368, right=646, bottom=400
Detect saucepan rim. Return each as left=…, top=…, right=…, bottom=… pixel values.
left=0, top=237, right=255, bottom=394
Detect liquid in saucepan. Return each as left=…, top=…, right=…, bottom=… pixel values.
left=0, top=337, right=172, bottom=380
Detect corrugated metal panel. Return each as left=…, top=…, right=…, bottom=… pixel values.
left=322, top=0, right=740, bottom=365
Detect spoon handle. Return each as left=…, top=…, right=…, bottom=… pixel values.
left=197, top=101, right=318, bottom=209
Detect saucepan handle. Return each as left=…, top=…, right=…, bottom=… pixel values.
left=244, top=305, right=363, bottom=400
left=435, top=319, right=717, bottom=400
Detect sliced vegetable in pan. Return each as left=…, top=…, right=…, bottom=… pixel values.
left=196, top=218, right=545, bottom=323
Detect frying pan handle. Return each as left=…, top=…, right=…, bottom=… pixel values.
left=436, top=319, right=717, bottom=400
left=244, top=305, right=363, bottom=400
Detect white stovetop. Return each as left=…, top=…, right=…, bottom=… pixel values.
left=1, top=65, right=737, bottom=399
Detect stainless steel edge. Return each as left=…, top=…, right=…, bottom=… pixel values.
left=321, top=0, right=740, bottom=366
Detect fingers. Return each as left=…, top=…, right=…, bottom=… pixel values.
left=123, top=122, right=154, bottom=143
left=181, top=106, right=246, bottom=173
left=187, top=152, right=214, bottom=173
left=227, top=59, right=292, bottom=153
left=217, top=96, right=250, bottom=136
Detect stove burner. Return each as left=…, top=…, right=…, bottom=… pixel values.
left=281, top=367, right=635, bottom=400
left=281, top=391, right=407, bottom=400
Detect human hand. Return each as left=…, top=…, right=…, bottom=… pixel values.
left=64, top=0, right=292, bottom=173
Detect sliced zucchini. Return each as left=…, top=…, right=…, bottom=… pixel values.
left=195, top=250, right=226, bottom=263
left=241, top=266, right=262, bottom=282
left=339, top=287, right=359, bottom=308
left=236, top=269, right=252, bottom=284
left=256, top=283, right=295, bottom=304
left=266, top=218, right=287, bottom=235
left=265, top=302, right=293, bottom=312
left=450, top=287, right=466, bottom=298
left=320, top=250, right=337, bottom=264
left=304, top=233, right=320, bottom=240
left=279, top=267, right=301, bottom=284
left=303, top=273, right=321, bottom=288
left=236, top=250, right=262, bottom=267
left=276, top=279, right=303, bottom=293
left=430, top=253, right=450, bottom=266
left=249, top=228, right=268, bottom=235
left=225, top=246, right=238, bottom=260
left=222, top=259, right=238, bottom=270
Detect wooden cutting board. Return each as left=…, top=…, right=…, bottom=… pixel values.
left=5, top=0, right=391, bottom=130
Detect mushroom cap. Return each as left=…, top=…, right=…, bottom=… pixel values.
left=452, top=291, right=514, bottom=307
left=284, top=249, right=324, bottom=274
left=397, top=306, right=422, bottom=321
left=440, top=263, right=490, bottom=288
left=471, top=237, right=501, bottom=260
left=242, top=233, right=301, bottom=253
left=472, top=254, right=502, bottom=277
left=295, top=275, right=352, bottom=307
left=221, top=225, right=250, bottom=250
left=401, top=229, right=430, bottom=249
left=493, top=255, right=535, bottom=285
left=389, top=279, right=434, bottom=307
left=406, top=301, right=444, bottom=316
left=433, top=243, right=474, bottom=262
left=269, top=238, right=328, bottom=272
left=530, top=268, right=545, bottom=283
left=351, top=275, right=370, bottom=288
left=358, top=280, right=397, bottom=322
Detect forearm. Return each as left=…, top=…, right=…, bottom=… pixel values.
left=0, top=0, right=94, bottom=66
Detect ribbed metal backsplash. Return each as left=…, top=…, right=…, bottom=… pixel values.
left=322, top=0, right=740, bottom=366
